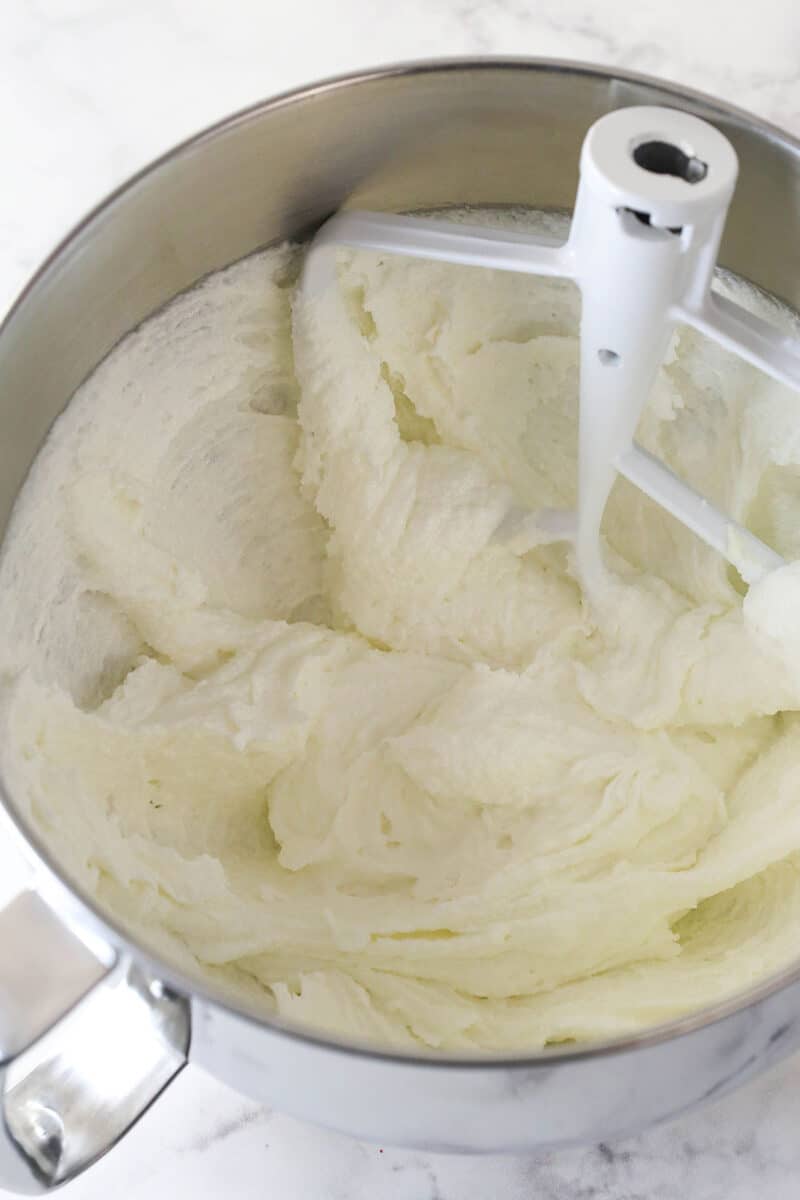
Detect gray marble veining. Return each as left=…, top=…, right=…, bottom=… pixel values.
left=1, top=1, right=799, bottom=1196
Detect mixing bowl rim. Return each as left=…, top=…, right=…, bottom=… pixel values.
left=2, top=54, right=799, bottom=1070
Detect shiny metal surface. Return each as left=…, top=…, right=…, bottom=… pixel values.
left=0, top=892, right=109, bottom=1063
left=0, top=893, right=188, bottom=1192
left=2, top=60, right=799, bottom=534
left=1, top=59, right=800, bottom=1185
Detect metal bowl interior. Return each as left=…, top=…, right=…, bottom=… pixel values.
left=2, top=57, right=800, bottom=1068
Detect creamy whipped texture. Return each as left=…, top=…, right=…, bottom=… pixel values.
left=3, top=212, right=800, bottom=1051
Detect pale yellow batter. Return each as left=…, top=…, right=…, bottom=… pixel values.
left=2, top=213, right=800, bottom=1051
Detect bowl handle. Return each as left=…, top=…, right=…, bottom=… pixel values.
left=0, top=889, right=189, bottom=1193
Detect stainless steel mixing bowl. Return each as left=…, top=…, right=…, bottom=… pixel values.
left=2, top=59, right=800, bottom=1193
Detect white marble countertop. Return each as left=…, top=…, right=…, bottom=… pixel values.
left=2, top=1, right=800, bottom=1196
